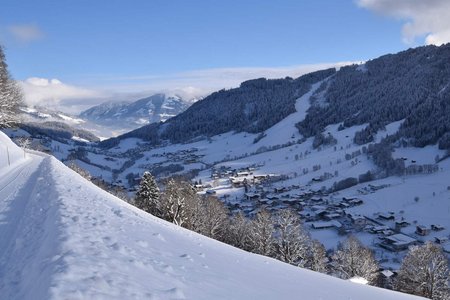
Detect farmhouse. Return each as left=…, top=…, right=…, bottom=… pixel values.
left=380, top=233, right=417, bottom=251
left=415, top=225, right=430, bottom=236
left=311, top=220, right=342, bottom=230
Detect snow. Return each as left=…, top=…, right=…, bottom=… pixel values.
left=0, top=134, right=422, bottom=299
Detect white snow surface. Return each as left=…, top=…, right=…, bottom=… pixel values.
left=0, top=134, right=423, bottom=299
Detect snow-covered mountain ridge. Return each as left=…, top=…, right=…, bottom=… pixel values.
left=0, top=133, right=422, bottom=299
left=79, top=93, right=191, bottom=129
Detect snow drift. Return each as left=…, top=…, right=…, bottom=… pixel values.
left=0, top=133, right=423, bottom=299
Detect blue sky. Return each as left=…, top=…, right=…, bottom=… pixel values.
left=1, top=0, right=449, bottom=112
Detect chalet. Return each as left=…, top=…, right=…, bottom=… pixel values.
left=348, top=198, right=363, bottom=206
left=380, top=234, right=417, bottom=251
left=311, top=220, right=342, bottom=230
left=230, top=178, right=245, bottom=187
left=395, top=220, right=410, bottom=228
left=194, top=184, right=204, bottom=191
left=310, top=197, right=323, bottom=203
left=274, top=187, right=287, bottom=193
left=266, top=195, right=280, bottom=201
left=415, top=225, right=430, bottom=236
left=347, top=213, right=367, bottom=227
left=245, top=192, right=260, bottom=201
left=369, top=225, right=390, bottom=234
left=431, top=224, right=445, bottom=231
left=253, top=174, right=268, bottom=180
left=237, top=171, right=250, bottom=177
left=378, top=213, right=395, bottom=221
left=435, top=236, right=449, bottom=244
left=324, top=213, right=341, bottom=221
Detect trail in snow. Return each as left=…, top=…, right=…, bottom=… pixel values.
left=0, top=156, right=62, bottom=300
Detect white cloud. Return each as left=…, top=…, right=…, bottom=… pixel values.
left=21, top=62, right=356, bottom=114
left=357, top=0, right=450, bottom=45
left=8, top=24, right=44, bottom=44
left=20, top=77, right=108, bottom=114
left=92, top=61, right=355, bottom=100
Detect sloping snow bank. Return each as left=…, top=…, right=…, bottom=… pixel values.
left=0, top=130, right=26, bottom=170
left=0, top=132, right=423, bottom=299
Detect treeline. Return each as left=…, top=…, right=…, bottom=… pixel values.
left=21, top=121, right=100, bottom=143
left=296, top=44, right=450, bottom=152
left=0, top=45, right=22, bottom=128
left=132, top=172, right=450, bottom=299
left=101, top=68, right=336, bottom=148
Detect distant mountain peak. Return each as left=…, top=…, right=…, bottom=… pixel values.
left=79, top=93, right=192, bottom=127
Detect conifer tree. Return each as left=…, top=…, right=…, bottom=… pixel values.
left=135, top=172, right=160, bottom=216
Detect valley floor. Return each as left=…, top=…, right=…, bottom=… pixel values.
left=0, top=151, right=423, bottom=299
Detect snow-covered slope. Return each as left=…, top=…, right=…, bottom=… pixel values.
left=80, top=93, right=191, bottom=128
left=0, top=134, right=421, bottom=299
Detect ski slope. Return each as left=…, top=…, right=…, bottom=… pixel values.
left=0, top=132, right=422, bottom=299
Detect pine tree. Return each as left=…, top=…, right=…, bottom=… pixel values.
left=332, top=236, right=379, bottom=285
left=0, top=45, right=23, bottom=128
left=274, top=209, right=311, bottom=266
left=395, top=242, right=450, bottom=300
left=135, top=172, right=160, bottom=216
left=249, top=209, right=275, bottom=257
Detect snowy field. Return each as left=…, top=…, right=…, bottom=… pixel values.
left=0, top=132, right=424, bottom=299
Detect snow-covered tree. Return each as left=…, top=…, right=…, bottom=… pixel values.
left=225, top=212, right=252, bottom=251
left=309, top=239, right=328, bottom=273
left=135, top=172, right=160, bottom=216
left=332, top=236, right=379, bottom=285
left=0, top=45, right=23, bottom=128
left=249, top=209, right=275, bottom=257
left=198, top=196, right=228, bottom=241
left=395, top=242, right=450, bottom=300
left=274, top=209, right=311, bottom=266
left=161, top=178, right=190, bottom=226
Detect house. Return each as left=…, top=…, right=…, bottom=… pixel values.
left=369, top=225, right=390, bottom=234
left=435, top=236, right=448, bottom=244
left=395, top=220, right=410, bottom=228
left=415, top=225, right=430, bottom=236
left=378, top=213, right=395, bottom=221
left=324, top=213, right=341, bottom=221
left=311, top=221, right=342, bottom=230
left=245, top=192, right=260, bottom=201
left=380, top=234, right=417, bottom=251
left=274, top=187, right=287, bottom=193
left=431, top=224, right=445, bottom=231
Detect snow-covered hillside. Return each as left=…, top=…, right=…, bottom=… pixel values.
left=0, top=133, right=422, bottom=299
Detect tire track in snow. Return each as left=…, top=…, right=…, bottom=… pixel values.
left=0, top=156, right=63, bottom=300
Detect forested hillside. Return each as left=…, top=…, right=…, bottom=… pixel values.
left=297, top=44, right=450, bottom=151
left=103, top=44, right=450, bottom=154
left=102, top=68, right=335, bottom=147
